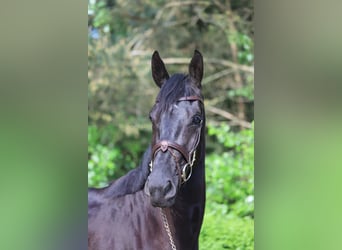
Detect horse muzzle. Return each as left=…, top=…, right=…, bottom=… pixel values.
left=144, top=174, right=177, bottom=207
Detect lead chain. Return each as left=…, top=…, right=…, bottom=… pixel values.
left=160, top=208, right=177, bottom=250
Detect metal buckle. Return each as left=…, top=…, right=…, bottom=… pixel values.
left=190, top=151, right=196, bottom=166
left=149, top=161, right=153, bottom=172
left=160, top=140, right=169, bottom=152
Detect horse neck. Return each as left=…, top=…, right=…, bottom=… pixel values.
left=103, top=145, right=151, bottom=198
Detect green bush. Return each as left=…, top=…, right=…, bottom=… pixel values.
left=200, top=210, right=254, bottom=250
left=199, top=122, right=254, bottom=249
left=206, top=122, right=254, bottom=217
left=88, top=125, right=150, bottom=187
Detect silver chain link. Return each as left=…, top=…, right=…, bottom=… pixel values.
left=160, top=208, right=177, bottom=250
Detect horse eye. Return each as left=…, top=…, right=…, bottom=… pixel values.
left=192, top=115, right=202, bottom=125
left=149, top=111, right=154, bottom=121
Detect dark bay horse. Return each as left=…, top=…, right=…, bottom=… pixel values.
left=88, top=50, right=206, bottom=250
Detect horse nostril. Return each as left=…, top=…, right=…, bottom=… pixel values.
left=163, top=181, right=172, bottom=195
left=163, top=180, right=177, bottom=200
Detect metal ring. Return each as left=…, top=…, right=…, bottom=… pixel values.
left=181, top=163, right=192, bottom=182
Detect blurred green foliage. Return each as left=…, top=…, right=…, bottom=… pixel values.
left=88, top=124, right=150, bottom=187
left=206, top=122, right=254, bottom=217
left=200, top=122, right=254, bottom=249
left=200, top=213, right=254, bottom=250
left=88, top=0, right=254, bottom=249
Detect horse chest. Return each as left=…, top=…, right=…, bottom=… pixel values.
left=88, top=191, right=173, bottom=250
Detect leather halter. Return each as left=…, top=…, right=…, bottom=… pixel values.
left=149, top=95, right=203, bottom=183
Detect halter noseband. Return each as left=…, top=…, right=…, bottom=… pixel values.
left=149, top=95, right=203, bottom=183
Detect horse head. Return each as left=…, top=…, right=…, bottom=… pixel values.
left=144, top=50, right=205, bottom=207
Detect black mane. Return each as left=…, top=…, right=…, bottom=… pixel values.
left=156, top=73, right=202, bottom=112
left=88, top=145, right=151, bottom=199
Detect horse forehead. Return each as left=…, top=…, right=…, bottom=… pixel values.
left=157, top=101, right=200, bottom=122
left=173, top=101, right=200, bottom=113
left=169, top=103, right=194, bottom=118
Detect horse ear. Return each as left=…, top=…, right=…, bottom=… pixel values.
left=188, top=50, right=203, bottom=88
left=151, top=51, right=169, bottom=88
